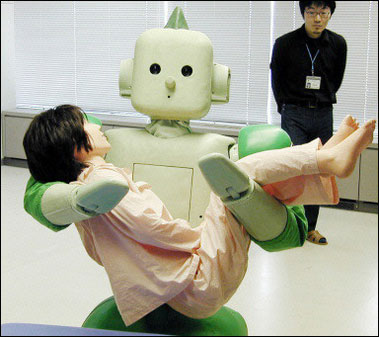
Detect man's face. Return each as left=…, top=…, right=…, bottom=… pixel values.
left=304, top=4, right=331, bottom=39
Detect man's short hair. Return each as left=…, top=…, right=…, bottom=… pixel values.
left=299, top=1, right=336, bottom=18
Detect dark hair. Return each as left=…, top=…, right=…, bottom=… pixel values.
left=23, top=104, right=93, bottom=183
left=299, top=1, right=336, bottom=18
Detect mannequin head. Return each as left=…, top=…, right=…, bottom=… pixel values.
left=23, top=105, right=108, bottom=183
left=74, top=121, right=111, bottom=163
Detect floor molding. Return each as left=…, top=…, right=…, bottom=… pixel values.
left=2, top=158, right=29, bottom=169
left=322, top=199, right=377, bottom=214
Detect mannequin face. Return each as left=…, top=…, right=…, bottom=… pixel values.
left=74, top=121, right=111, bottom=162
left=304, top=4, right=331, bottom=39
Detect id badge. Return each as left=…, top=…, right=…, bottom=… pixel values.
left=305, top=76, right=321, bottom=90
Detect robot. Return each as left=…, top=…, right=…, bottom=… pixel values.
left=24, top=7, right=291, bottom=239
left=23, top=7, right=298, bottom=335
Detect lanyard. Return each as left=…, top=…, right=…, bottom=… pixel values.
left=306, top=44, right=319, bottom=76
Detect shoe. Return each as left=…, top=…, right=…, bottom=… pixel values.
left=307, top=230, right=328, bottom=245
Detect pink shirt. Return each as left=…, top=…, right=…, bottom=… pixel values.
left=73, top=163, right=250, bottom=325
left=71, top=138, right=338, bottom=326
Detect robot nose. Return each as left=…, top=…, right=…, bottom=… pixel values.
left=165, top=76, right=176, bottom=90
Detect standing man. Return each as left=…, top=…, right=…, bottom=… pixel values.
left=270, top=1, right=347, bottom=245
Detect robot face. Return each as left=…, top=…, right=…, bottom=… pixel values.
left=131, top=28, right=213, bottom=120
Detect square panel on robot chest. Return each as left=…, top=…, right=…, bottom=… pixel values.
left=104, top=127, right=235, bottom=227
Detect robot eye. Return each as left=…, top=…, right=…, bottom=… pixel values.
left=150, top=63, right=161, bottom=75
left=181, top=65, right=193, bottom=77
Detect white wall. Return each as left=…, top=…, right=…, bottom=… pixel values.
left=1, top=1, right=16, bottom=159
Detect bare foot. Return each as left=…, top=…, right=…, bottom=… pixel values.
left=339, top=115, right=359, bottom=134
left=318, top=119, right=376, bottom=178
left=322, top=115, right=360, bottom=149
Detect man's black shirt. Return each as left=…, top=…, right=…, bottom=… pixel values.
left=270, top=24, right=347, bottom=112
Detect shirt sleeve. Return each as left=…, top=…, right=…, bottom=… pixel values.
left=79, top=163, right=202, bottom=253
left=270, top=39, right=284, bottom=113
left=333, top=36, right=347, bottom=93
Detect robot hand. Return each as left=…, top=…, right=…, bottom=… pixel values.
left=41, top=180, right=129, bottom=225
left=25, top=177, right=129, bottom=229
left=199, top=153, right=287, bottom=242
left=199, top=124, right=291, bottom=242
left=75, top=180, right=129, bottom=214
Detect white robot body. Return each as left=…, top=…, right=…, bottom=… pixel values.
left=105, top=127, right=235, bottom=226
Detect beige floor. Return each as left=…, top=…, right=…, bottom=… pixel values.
left=1, top=165, right=378, bottom=336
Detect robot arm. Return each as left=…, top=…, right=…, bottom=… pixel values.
left=228, top=144, right=239, bottom=162
left=238, top=124, right=292, bottom=157
left=199, top=153, right=288, bottom=243
left=24, top=176, right=129, bottom=231
left=200, top=124, right=308, bottom=252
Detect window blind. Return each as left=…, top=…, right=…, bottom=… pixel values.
left=269, top=1, right=378, bottom=138
left=15, top=1, right=76, bottom=109
left=14, top=1, right=377, bottom=140
left=13, top=1, right=271, bottom=126
left=168, top=1, right=271, bottom=125
left=326, top=1, right=378, bottom=134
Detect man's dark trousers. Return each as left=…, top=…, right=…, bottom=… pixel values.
left=280, top=103, right=333, bottom=232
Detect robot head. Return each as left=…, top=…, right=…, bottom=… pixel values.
left=119, top=7, right=230, bottom=121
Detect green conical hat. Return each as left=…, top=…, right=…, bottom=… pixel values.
left=164, top=7, right=189, bottom=29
